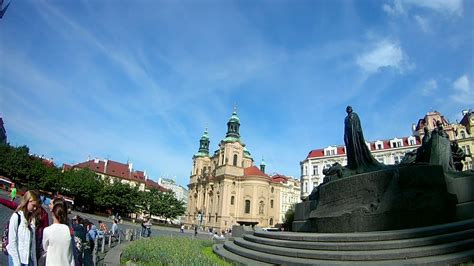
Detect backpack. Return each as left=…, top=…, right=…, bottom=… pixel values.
left=2, top=212, right=21, bottom=255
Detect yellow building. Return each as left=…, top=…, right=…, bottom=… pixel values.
left=457, top=110, right=473, bottom=170
left=414, top=110, right=473, bottom=170
left=185, top=110, right=284, bottom=231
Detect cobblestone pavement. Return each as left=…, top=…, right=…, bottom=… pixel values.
left=0, top=190, right=215, bottom=265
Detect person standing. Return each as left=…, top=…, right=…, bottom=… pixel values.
left=10, top=183, right=17, bottom=201
left=42, top=198, right=74, bottom=266
left=110, top=219, right=118, bottom=237
left=6, top=190, right=41, bottom=266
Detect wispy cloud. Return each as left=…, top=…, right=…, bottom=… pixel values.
left=414, top=15, right=430, bottom=32
left=421, top=79, right=438, bottom=95
left=451, top=75, right=473, bottom=103
left=356, top=39, right=412, bottom=74
left=383, top=0, right=463, bottom=16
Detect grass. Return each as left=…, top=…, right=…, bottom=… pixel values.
left=121, top=236, right=232, bottom=265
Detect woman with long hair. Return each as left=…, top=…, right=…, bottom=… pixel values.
left=6, top=190, right=41, bottom=266
left=42, top=198, right=74, bottom=266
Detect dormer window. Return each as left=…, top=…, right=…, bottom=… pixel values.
left=324, top=146, right=337, bottom=156
left=375, top=140, right=383, bottom=150
left=390, top=138, right=403, bottom=148
left=408, top=136, right=416, bottom=146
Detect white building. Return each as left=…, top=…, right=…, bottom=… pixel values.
left=300, top=136, right=420, bottom=199
left=272, top=175, right=301, bottom=224
left=158, top=177, right=189, bottom=204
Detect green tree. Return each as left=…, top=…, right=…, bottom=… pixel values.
left=148, top=190, right=185, bottom=221
left=61, top=168, right=104, bottom=210
left=95, top=180, right=141, bottom=214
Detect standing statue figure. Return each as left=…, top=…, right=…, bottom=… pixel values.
left=344, top=106, right=381, bottom=171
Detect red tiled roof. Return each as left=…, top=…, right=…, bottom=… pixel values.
left=244, top=166, right=269, bottom=178
left=105, top=160, right=130, bottom=179
left=271, top=174, right=288, bottom=183
left=145, top=179, right=168, bottom=192
left=307, top=136, right=421, bottom=159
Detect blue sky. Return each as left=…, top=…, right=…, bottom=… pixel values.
left=0, top=0, right=472, bottom=188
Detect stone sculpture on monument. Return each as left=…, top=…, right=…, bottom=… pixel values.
left=293, top=106, right=473, bottom=233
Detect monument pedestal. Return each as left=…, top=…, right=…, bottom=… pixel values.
left=294, top=165, right=459, bottom=233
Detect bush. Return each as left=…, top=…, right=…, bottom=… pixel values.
left=121, top=236, right=232, bottom=265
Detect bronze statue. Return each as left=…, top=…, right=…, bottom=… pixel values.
left=451, top=140, right=466, bottom=172
left=344, top=106, right=381, bottom=171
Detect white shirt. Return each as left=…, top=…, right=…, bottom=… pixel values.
left=42, top=223, right=75, bottom=266
left=6, top=211, right=37, bottom=266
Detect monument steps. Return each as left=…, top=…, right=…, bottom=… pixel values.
left=215, top=219, right=474, bottom=265
left=255, top=218, right=474, bottom=242
left=232, top=236, right=474, bottom=261
left=212, top=243, right=272, bottom=266
left=244, top=228, right=474, bottom=251
left=222, top=241, right=474, bottom=265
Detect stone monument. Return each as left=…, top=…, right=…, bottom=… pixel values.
left=293, top=107, right=474, bottom=233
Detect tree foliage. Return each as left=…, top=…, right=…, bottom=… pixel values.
left=0, top=143, right=185, bottom=218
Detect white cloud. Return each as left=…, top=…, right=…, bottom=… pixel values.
left=414, top=15, right=430, bottom=32
left=356, top=40, right=412, bottom=74
left=422, top=79, right=438, bottom=95
left=383, top=0, right=463, bottom=17
left=404, top=0, right=463, bottom=16
left=451, top=75, right=473, bottom=103
left=383, top=0, right=405, bottom=15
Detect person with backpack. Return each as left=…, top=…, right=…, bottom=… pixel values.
left=1, top=193, right=50, bottom=264
left=42, top=197, right=75, bottom=266
left=5, top=190, right=41, bottom=266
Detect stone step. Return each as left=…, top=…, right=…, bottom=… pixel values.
left=212, top=243, right=271, bottom=266
left=233, top=237, right=474, bottom=261
left=224, top=240, right=474, bottom=265
left=244, top=228, right=474, bottom=251
left=255, top=218, right=474, bottom=242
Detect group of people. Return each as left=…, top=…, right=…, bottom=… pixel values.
left=3, top=189, right=118, bottom=266
left=4, top=190, right=75, bottom=266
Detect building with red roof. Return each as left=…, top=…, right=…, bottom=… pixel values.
left=64, top=158, right=167, bottom=192
left=185, top=110, right=292, bottom=231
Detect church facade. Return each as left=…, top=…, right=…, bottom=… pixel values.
left=184, top=110, right=283, bottom=231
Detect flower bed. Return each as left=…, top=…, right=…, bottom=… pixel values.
left=121, top=236, right=232, bottom=265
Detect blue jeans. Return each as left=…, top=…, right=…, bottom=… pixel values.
left=8, top=255, right=34, bottom=266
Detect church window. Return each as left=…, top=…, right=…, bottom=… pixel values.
left=233, top=154, right=238, bottom=166
left=215, top=213, right=218, bottom=223
left=231, top=196, right=235, bottom=205
left=270, top=199, right=274, bottom=208
left=269, top=218, right=273, bottom=226
left=245, top=200, right=251, bottom=214
left=271, top=187, right=274, bottom=193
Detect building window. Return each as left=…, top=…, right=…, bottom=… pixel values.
left=245, top=200, right=251, bottom=214
left=377, top=144, right=383, bottom=150
left=233, top=154, right=238, bottom=166
left=271, top=187, right=274, bottom=193
left=409, top=139, right=415, bottom=145
left=269, top=218, right=273, bottom=226
left=270, top=200, right=274, bottom=208
left=231, top=196, right=235, bottom=205
left=216, top=213, right=218, bottom=223
left=304, top=166, right=307, bottom=175
left=464, top=146, right=471, bottom=155
left=461, top=131, right=466, bottom=139
left=312, top=165, right=318, bottom=176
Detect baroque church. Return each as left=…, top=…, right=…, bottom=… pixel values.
left=184, top=110, right=283, bottom=231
